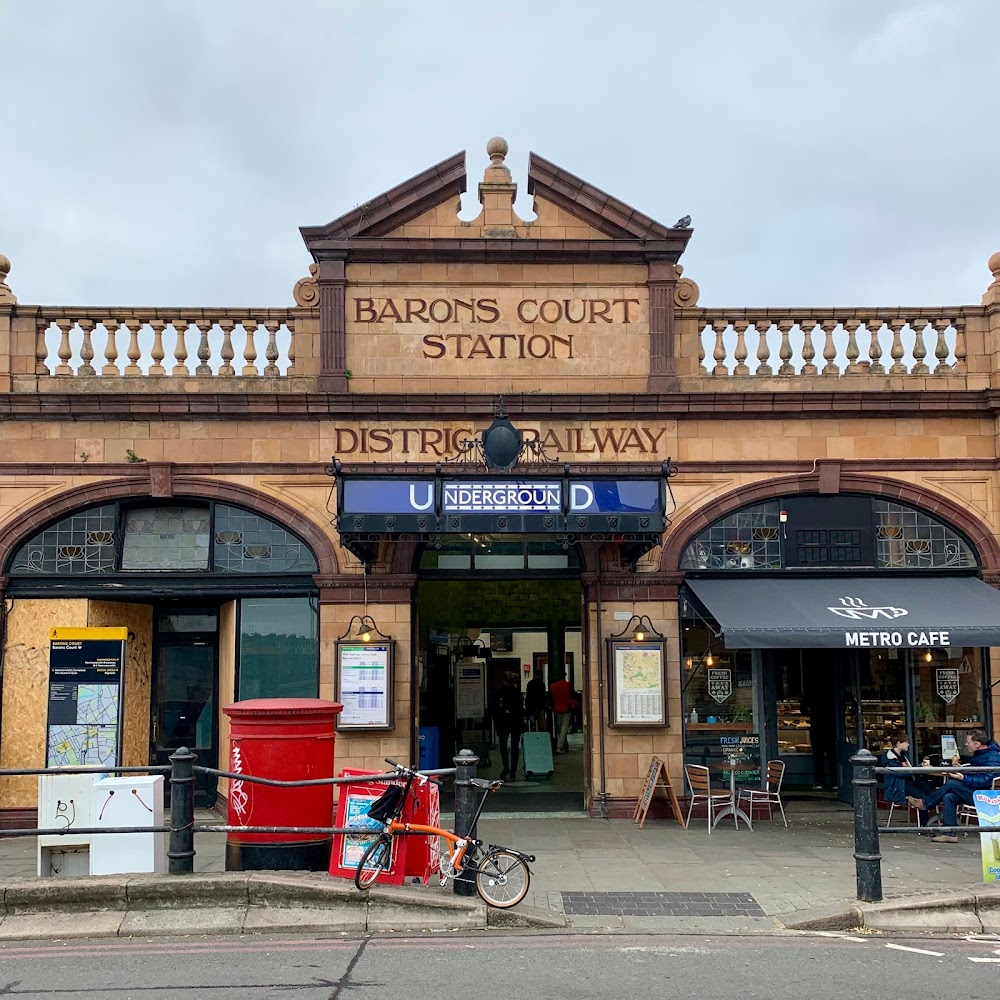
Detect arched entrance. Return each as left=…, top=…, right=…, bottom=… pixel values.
left=1, top=489, right=326, bottom=810
left=414, top=535, right=587, bottom=811
left=671, top=485, right=997, bottom=803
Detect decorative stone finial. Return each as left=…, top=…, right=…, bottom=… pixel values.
left=486, top=136, right=508, bottom=165
left=983, top=250, right=1000, bottom=306
left=0, top=253, right=16, bottom=305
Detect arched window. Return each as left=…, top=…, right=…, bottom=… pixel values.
left=680, top=495, right=977, bottom=571
left=8, top=502, right=317, bottom=576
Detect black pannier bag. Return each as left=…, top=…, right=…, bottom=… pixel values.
left=365, top=784, right=404, bottom=823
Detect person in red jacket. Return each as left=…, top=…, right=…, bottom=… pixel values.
left=549, top=672, right=577, bottom=754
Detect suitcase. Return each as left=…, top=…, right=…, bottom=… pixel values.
left=520, top=731, right=554, bottom=779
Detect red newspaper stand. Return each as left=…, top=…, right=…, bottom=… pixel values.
left=330, top=767, right=441, bottom=886
left=223, top=698, right=342, bottom=872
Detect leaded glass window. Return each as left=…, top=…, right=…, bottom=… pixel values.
left=680, top=496, right=979, bottom=571
left=680, top=501, right=782, bottom=570
left=8, top=504, right=117, bottom=574
left=213, top=505, right=317, bottom=574
left=8, top=501, right=317, bottom=576
left=874, top=500, right=976, bottom=569
left=121, top=507, right=211, bottom=571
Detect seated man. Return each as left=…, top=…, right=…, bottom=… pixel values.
left=881, top=734, right=933, bottom=825
left=908, top=729, right=1000, bottom=843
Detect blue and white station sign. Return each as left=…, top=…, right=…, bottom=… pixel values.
left=340, top=478, right=661, bottom=517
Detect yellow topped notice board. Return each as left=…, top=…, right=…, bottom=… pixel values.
left=50, top=627, right=128, bottom=641
left=633, top=755, right=685, bottom=829
left=46, top=626, right=128, bottom=768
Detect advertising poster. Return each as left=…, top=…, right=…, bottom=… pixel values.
left=935, top=668, right=960, bottom=704
left=340, top=790, right=390, bottom=870
left=611, top=642, right=665, bottom=725
left=707, top=668, right=732, bottom=704
left=46, top=627, right=127, bottom=768
left=337, top=642, right=393, bottom=729
left=974, top=790, right=1000, bottom=884
left=719, top=733, right=762, bottom=785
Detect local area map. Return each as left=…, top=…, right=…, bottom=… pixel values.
left=46, top=684, right=120, bottom=766
left=616, top=647, right=662, bottom=721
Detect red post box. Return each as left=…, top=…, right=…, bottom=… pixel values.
left=223, top=698, right=343, bottom=871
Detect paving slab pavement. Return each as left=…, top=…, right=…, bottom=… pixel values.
left=1, top=799, right=998, bottom=938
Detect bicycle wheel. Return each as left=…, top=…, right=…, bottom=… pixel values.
left=475, top=848, right=530, bottom=908
left=354, top=834, right=392, bottom=890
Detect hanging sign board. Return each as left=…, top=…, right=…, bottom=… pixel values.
left=707, top=668, right=732, bottom=704
left=335, top=641, right=394, bottom=730
left=46, top=627, right=127, bottom=768
left=973, top=790, right=1000, bottom=884
left=935, top=667, right=960, bottom=704
left=607, top=640, right=666, bottom=726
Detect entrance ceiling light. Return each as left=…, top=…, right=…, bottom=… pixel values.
left=924, top=650, right=933, bottom=662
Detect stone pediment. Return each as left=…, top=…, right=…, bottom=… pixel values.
left=300, top=138, right=691, bottom=247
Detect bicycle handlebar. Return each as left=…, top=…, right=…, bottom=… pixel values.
left=383, top=759, right=456, bottom=781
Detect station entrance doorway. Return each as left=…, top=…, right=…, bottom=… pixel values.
left=415, top=574, right=585, bottom=812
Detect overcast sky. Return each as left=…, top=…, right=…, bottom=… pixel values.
left=1, top=1, right=997, bottom=309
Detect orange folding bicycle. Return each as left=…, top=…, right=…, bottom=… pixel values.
left=353, top=759, right=534, bottom=908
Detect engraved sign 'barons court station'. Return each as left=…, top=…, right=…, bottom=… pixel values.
left=352, top=295, right=643, bottom=359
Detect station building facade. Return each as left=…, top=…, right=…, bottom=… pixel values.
left=1, top=137, right=999, bottom=824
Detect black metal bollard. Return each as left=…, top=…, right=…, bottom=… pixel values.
left=851, top=747, right=883, bottom=903
left=167, top=746, right=197, bottom=874
left=452, top=748, right=479, bottom=897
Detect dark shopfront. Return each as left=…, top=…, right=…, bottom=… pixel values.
left=676, top=494, right=998, bottom=803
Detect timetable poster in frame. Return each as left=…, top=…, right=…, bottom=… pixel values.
left=46, top=627, right=128, bottom=768
left=607, top=639, right=667, bottom=727
left=336, top=641, right=394, bottom=730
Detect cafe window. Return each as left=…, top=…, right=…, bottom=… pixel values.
left=680, top=621, right=760, bottom=781
left=680, top=495, right=977, bottom=571
left=911, top=647, right=987, bottom=764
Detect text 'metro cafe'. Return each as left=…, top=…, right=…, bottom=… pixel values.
left=0, top=135, right=998, bottom=827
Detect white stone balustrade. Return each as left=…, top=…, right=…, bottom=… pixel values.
left=35, top=309, right=298, bottom=379
left=694, top=310, right=968, bottom=378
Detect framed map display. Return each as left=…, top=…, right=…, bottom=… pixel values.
left=607, top=639, right=667, bottom=727
left=46, top=627, right=128, bottom=768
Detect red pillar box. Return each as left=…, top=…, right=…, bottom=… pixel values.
left=223, top=698, right=342, bottom=872
left=330, top=768, right=441, bottom=885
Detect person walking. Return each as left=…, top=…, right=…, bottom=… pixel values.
left=524, top=667, right=549, bottom=732
left=908, top=729, right=1000, bottom=842
left=491, top=671, right=526, bottom=780
left=549, top=671, right=576, bottom=755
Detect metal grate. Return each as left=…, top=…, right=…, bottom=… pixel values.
left=560, top=891, right=765, bottom=917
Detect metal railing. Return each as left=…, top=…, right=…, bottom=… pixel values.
left=0, top=748, right=460, bottom=876
left=851, top=747, right=999, bottom=903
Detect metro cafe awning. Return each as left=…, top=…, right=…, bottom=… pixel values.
left=683, top=575, right=1000, bottom=649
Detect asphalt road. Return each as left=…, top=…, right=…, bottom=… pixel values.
left=0, top=931, right=999, bottom=998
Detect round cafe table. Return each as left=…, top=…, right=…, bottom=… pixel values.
left=709, top=759, right=753, bottom=831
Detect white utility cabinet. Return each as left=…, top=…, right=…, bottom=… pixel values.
left=37, top=771, right=94, bottom=877
left=89, top=774, right=166, bottom=875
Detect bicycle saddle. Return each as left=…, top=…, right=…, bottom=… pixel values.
left=469, top=778, right=503, bottom=790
